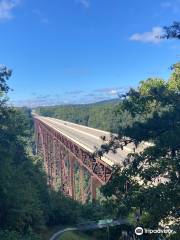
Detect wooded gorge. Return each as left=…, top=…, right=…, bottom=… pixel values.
left=0, top=68, right=108, bottom=240
left=1, top=22, right=180, bottom=238
left=35, top=99, right=122, bottom=133
left=35, top=63, right=180, bottom=240
left=1, top=61, right=180, bottom=239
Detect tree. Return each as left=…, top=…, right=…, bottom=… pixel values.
left=0, top=66, right=109, bottom=239
left=163, top=21, right=180, bottom=40
left=0, top=66, right=49, bottom=239
left=98, top=65, right=180, bottom=239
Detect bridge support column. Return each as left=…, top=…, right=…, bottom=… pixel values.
left=69, top=157, right=75, bottom=200
left=91, top=176, right=100, bottom=201
left=51, top=138, right=57, bottom=188
left=80, top=166, right=84, bottom=202
left=49, top=136, right=54, bottom=187
left=34, top=121, right=38, bottom=155
left=34, top=118, right=113, bottom=203
left=61, top=150, right=69, bottom=196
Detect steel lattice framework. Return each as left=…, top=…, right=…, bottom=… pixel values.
left=34, top=117, right=112, bottom=202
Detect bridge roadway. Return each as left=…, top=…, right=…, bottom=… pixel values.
left=35, top=115, right=148, bottom=166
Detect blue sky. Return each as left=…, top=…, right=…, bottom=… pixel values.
left=0, top=0, right=180, bottom=106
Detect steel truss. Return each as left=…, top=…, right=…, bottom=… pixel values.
left=34, top=118, right=112, bottom=202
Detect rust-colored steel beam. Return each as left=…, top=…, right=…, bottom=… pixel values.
left=91, top=176, right=101, bottom=200
left=69, top=156, right=75, bottom=199
left=34, top=117, right=112, bottom=202
left=79, top=165, right=84, bottom=202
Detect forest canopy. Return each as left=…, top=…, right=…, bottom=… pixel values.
left=36, top=63, right=180, bottom=240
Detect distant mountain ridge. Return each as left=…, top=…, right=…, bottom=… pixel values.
left=34, top=98, right=120, bottom=109
left=35, top=98, right=121, bottom=131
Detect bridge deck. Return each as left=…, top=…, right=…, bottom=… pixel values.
left=35, top=116, right=147, bottom=166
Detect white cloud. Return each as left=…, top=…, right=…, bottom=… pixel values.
left=129, top=27, right=164, bottom=44
left=12, top=94, right=65, bottom=107
left=95, top=87, right=127, bottom=96
left=65, top=90, right=84, bottom=95
left=0, top=0, right=20, bottom=21
left=11, top=86, right=128, bottom=107
left=109, top=89, right=119, bottom=96
left=77, top=0, right=90, bottom=8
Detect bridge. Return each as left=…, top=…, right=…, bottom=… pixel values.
left=34, top=115, right=144, bottom=202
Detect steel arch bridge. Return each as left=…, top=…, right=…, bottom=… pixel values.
left=34, top=115, right=138, bottom=202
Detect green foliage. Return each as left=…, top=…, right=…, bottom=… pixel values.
left=0, top=230, right=41, bottom=240
left=0, top=66, right=110, bottom=239
left=100, top=63, right=180, bottom=238
left=0, top=97, right=48, bottom=233
left=2, top=58, right=180, bottom=239
left=35, top=100, right=120, bottom=132
left=0, top=114, right=48, bottom=235
left=168, top=63, right=180, bottom=91
left=0, top=230, right=21, bottom=240
left=163, top=21, right=180, bottom=39
left=59, top=231, right=92, bottom=240
left=48, top=192, right=82, bottom=225
left=0, top=65, right=11, bottom=96
left=0, top=68, right=68, bottom=237
left=139, top=77, right=165, bottom=95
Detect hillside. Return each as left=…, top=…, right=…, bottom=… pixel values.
left=35, top=99, right=121, bottom=132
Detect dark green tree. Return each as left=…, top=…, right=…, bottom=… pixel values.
left=0, top=66, right=49, bottom=239
left=98, top=65, right=180, bottom=239
left=0, top=66, right=108, bottom=239
left=163, top=21, right=180, bottom=39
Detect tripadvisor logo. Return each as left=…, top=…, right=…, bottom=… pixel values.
left=135, top=227, right=143, bottom=235
left=135, top=226, right=176, bottom=235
